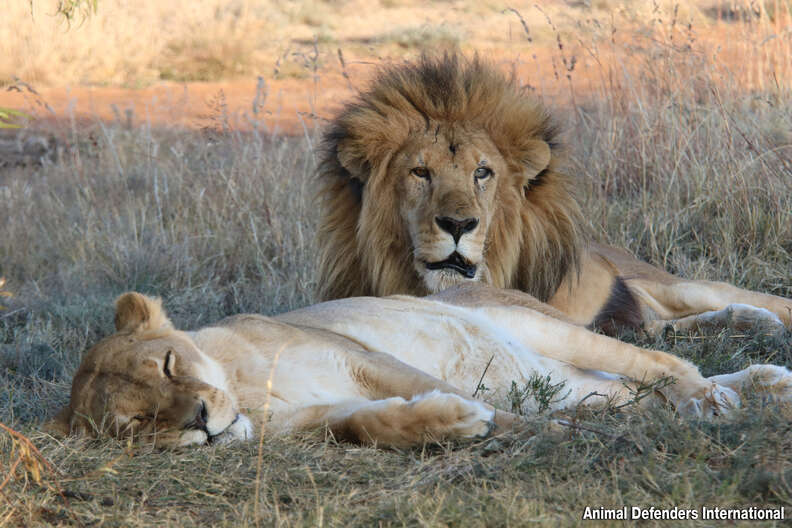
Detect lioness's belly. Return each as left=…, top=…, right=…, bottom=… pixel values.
left=276, top=296, right=575, bottom=400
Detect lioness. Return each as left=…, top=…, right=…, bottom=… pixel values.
left=50, top=286, right=791, bottom=448
left=316, top=54, right=792, bottom=336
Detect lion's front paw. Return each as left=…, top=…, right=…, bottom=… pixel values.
left=675, top=383, right=741, bottom=419
left=724, top=304, right=786, bottom=335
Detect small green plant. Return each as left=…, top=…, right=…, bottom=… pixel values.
left=614, top=376, right=676, bottom=410
left=0, top=277, right=10, bottom=309
left=473, top=382, right=490, bottom=397
left=508, top=373, right=571, bottom=415
left=0, top=108, right=27, bottom=129
left=54, top=0, right=98, bottom=24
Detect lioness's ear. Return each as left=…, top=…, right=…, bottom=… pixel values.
left=521, top=140, right=552, bottom=182
left=43, top=406, right=72, bottom=437
left=114, top=292, right=173, bottom=333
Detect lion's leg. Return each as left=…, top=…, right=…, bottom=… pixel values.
left=475, top=305, right=739, bottom=417
left=644, top=304, right=786, bottom=337
left=629, top=279, right=791, bottom=335
left=284, top=391, right=496, bottom=447
left=707, top=364, right=792, bottom=403
left=584, top=244, right=791, bottom=335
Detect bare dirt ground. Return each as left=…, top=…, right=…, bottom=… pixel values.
left=1, top=55, right=567, bottom=134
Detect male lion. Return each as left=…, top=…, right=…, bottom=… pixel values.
left=316, top=54, right=791, bottom=336
left=50, top=287, right=792, bottom=448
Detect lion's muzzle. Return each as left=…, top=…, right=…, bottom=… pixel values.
left=425, top=251, right=477, bottom=279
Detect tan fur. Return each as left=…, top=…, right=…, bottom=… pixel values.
left=316, top=53, right=792, bottom=335
left=114, top=292, right=173, bottom=333
left=49, top=286, right=792, bottom=448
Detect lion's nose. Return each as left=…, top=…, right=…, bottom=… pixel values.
left=435, top=216, right=479, bottom=244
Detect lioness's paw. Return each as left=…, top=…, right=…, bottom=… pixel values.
left=677, top=383, right=741, bottom=419
left=707, top=365, right=792, bottom=404
left=448, top=398, right=496, bottom=439
left=412, top=392, right=495, bottom=440
left=211, top=413, right=253, bottom=445
left=744, top=365, right=792, bottom=402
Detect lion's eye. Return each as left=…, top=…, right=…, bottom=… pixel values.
left=474, top=167, right=493, bottom=181
left=410, top=167, right=431, bottom=180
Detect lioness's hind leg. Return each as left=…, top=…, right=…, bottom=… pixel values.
left=708, top=365, right=792, bottom=403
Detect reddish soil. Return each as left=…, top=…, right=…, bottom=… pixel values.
left=1, top=22, right=787, bottom=136
left=0, top=52, right=640, bottom=135
left=2, top=52, right=585, bottom=135
left=2, top=73, right=354, bottom=135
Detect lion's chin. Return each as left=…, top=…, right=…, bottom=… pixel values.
left=425, top=252, right=477, bottom=279
left=420, top=267, right=481, bottom=293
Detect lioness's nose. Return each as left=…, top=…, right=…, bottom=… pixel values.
left=435, top=216, right=479, bottom=244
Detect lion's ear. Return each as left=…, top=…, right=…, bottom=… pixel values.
left=43, top=406, right=72, bottom=437
left=336, top=138, right=369, bottom=181
left=521, top=139, right=552, bottom=183
left=114, top=292, right=173, bottom=333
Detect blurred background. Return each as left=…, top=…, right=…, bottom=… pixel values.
left=2, top=0, right=791, bottom=132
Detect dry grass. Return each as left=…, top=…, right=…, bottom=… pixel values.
left=2, top=1, right=792, bottom=526
left=377, top=24, right=465, bottom=50
left=572, top=67, right=792, bottom=297
left=4, top=1, right=790, bottom=89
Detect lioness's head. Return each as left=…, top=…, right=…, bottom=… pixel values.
left=316, top=53, right=582, bottom=301
left=48, top=293, right=251, bottom=447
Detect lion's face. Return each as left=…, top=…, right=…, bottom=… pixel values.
left=393, top=127, right=505, bottom=292
left=49, top=293, right=251, bottom=447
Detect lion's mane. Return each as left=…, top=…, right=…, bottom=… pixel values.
left=316, top=53, right=582, bottom=302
